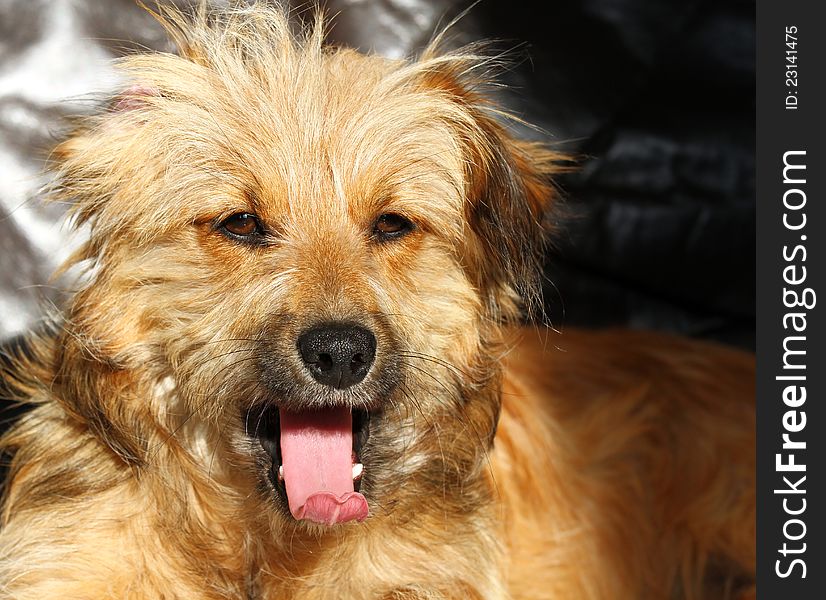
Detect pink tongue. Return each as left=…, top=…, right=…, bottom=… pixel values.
left=279, top=406, right=368, bottom=525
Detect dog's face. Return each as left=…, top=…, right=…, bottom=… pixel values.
left=54, top=7, right=557, bottom=528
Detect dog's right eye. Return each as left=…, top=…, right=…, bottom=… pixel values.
left=219, top=213, right=264, bottom=241
left=373, top=213, right=414, bottom=241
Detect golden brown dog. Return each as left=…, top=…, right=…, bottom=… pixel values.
left=0, top=4, right=754, bottom=599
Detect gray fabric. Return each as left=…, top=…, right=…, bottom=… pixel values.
left=0, top=0, right=173, bottom=337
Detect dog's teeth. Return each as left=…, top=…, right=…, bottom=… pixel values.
left=352, top=463, right=364, bottom=480
left=277, top=465, right=284, bottom=481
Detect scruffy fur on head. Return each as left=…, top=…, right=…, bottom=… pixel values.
left=0, top=3, right=754, bottom=599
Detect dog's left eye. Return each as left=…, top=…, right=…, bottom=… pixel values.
left=373, top=213, right=414, bottom=240
left=219, top=213, right=264, bottom=240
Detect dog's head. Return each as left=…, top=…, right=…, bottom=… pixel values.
left=52, top=5, right=560, bottom=528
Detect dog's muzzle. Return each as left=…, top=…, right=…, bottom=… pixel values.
left=250, top=316, right=400, bottom=527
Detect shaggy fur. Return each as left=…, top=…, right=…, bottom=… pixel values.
left=0, top=4, right=755, bottom=599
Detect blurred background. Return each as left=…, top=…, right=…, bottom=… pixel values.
left=0, top=0, right=755, bottom=356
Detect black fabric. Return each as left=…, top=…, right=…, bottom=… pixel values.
left=465, top=0, right=755, bottom=348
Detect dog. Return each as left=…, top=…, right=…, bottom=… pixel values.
left=0, top=4, right=755, bottom=599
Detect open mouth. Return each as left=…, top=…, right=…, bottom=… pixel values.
left=253, top=405, right=372, bottom=526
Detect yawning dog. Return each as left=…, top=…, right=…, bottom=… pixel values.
left=0, top=4, right=755, bottom=599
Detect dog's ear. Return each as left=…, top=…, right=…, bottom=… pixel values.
left=49, top=82, right=161, bottom=182
left=110, top=83, right=161, bottom=113
left=419, top=58, right=565, bottom=321
left=465, top=122, right=562, bottom=321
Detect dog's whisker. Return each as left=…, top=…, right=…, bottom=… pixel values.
left=149, top=353, right=264, bottom=457
left=397, top=351, right=470, bottom=379
left=247, top=403, right=269, bottom=441
left=397, top=362, right=461, bottom=408
left=398, top=361, right=496, bottom=491
left=395, top=381, right=447, bottom=484
left=193, top=337, right=266, bottom=346
left=396, top=364, right=489, bottom=492
left=186, top=346, right=258, bottom=368
left=206, top=410, right=232, bottom=485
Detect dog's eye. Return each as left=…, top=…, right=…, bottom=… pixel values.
left=219, top=213, right=264, bottom=240
left=373, top=213, right=414, bottom=240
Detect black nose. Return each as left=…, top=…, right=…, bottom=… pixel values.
left=297, top=323, right=377, bottom=389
